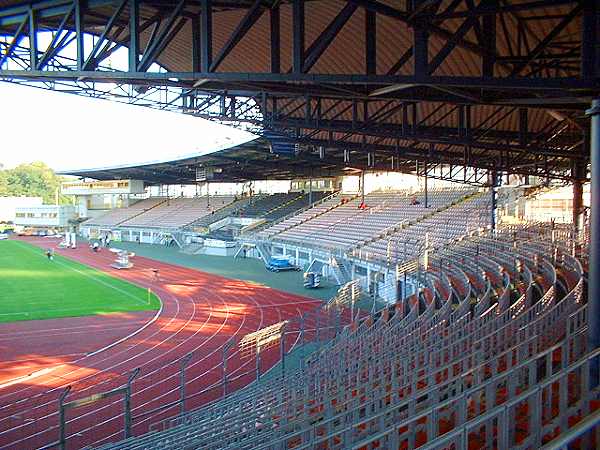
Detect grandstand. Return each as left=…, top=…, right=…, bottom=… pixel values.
left=22, top=177, right=586, bottom=450
left=97, top=223, right=592, bottom=450
left=84, top=197, right=167, bottom=227
left=1, top=0, right=598, bottom=448
left=266, top=188, right=475, bottom=251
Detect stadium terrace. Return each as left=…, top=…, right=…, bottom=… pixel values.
left=0, top=1, right=599, bottom=449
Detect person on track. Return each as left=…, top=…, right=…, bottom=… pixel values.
left=152, top=268, right=160, bottom=282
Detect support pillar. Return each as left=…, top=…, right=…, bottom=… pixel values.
left=308, top=173, right=313, bottom=204
left=124, top=368, right=140, bottom=439
left=360, top=170, right=365, bottom=204
left=256, top=351, right=261, bottom=382
left=490, top=171, right=498, bottom=231
left=572, top=162, right=586, bottom=235
left=280, top=324, right=286, bottom=379
left=58, top=386, right=71, bottom=450
left=424, top=167, right=428, bottom=208
left=222, top=341, right=233, bottom=397
left=179, top=353, right=193, bottom=416
left=587, top=100, right=600, bottom=365
left=395, top=265, right=402, bottom=302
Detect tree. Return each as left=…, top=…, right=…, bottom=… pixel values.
left=0, top=161, right=70, bottom=204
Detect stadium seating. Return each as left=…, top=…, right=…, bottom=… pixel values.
left=356, top=192, right=491, bottom=263
left=237, top=192, right=330, bottom=221
left=258, top=193, right=355, bottom=238
left=267, top=188, right=473, bottom=250
left=84, top=198, right=167, bottom=227
left=98, top=223, right=593, bottom=450
left=237, top=193, right=299, bottom=217
left=119, top=196, right=235, bottom=229
left=185, top=196, right=253, bottom=230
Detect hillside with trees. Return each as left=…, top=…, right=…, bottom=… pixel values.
left=0, top=162, right=70, bottom=204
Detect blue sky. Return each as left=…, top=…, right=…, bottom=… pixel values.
left=0, top=82, right=256, bottom=171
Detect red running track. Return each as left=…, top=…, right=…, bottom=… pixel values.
left=0, top=311, right=155, bottom=386
left=0, top=237, right=323, bottom=449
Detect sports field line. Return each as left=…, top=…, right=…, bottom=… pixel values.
left=0, top=307, right=129, bottom=317
left=0, top=353, right=86, bottom=366
left=0, top=296, right=164, bottom=390
left=10, top=241, right=150, bottom=307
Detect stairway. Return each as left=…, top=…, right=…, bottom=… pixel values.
left=235, top=241, right=272, bottom=264
left=331, top=256, right=352, bottom=285
left=255, top=242, right=272, bottom=264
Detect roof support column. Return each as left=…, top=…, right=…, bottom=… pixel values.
left=360, top=170, right=365, bottom=204
left=365, top=9, right=376, bottom=75
left=423, top=162, right=428, bottom=209
left=201, top=0, right=212, bottom=72
left=412, top=3, right=428, bottom=80
left=192, top=15, right=201, bottom=72
left=206, top=181, right=210, bottom=207
left=490, top=170, right=498, bottom=232
left=292, top=0, right=304, bottom=74
left=481, top=0, right=496, bottom=77
left=270, top=4, right=280, bottom=73
left=572, top=162, right=585, bottom=235
left=74, top=0, right=84, bottom=70
left=581, top=0, right=599, bottom=81
left=28, top=8, right=38, bottom=69
left=587, top=99, right=600, bottom=373
left=129, top=0, right=139, bottom=72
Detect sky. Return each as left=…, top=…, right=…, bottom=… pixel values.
left=0, top=81, right=257, bottom=171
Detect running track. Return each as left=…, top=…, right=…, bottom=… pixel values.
left=0, top=237, right=323, bottom=449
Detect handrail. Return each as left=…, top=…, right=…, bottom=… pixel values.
left=540, top=407, right=600, bottom=450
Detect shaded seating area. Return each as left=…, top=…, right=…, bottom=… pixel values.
left=269, top=188, right=473, bottom=250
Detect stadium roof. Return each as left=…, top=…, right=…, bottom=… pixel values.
left=1, top=0, right=597, bottom=185
left=58, top=136, right=364, bottom=184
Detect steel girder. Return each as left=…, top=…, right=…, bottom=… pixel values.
left=0, top=0, right=598, bottom=184
left=1, top=0, right=594, bottom=90
left=163, top=90, right=588, bottom=183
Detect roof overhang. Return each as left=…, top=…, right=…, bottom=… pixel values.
left=58, top=137, right=364, bottom=184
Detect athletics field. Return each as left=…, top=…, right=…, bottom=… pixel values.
left=0, top=239, right=160, bottom=323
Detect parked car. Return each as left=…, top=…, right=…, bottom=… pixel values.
left=265, top=256, right=301, bottom=272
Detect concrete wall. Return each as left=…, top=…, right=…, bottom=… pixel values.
left=14, top=205, right=76, bottom=228
left=0, top=197, right=43, bottom=222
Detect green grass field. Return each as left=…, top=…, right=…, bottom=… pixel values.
left=0, top=240, right=160, bottom=323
